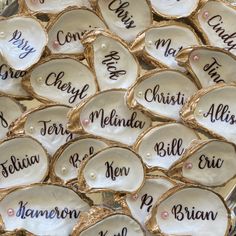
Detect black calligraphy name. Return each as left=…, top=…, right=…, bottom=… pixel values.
left=0, top=64, right=26, bottom=80
left=102, top=51, right=126, bottom=80
left=172, top=204, right=218, bottom=221
left=39, top=120, right=73, bottom=142
left=105, top=161, right=130, bottom=181
left=203, top=57, right=224, bottom=83
left=154, top=138, right=184, bottom=157
left=198, top=154, right=224, bottom=169
left=45, top=71, right=89, bottom=104
left=203, top=104, right=236, bottom=125
left=89, top=109, right=146, bottom=129
left=16, top=201, right=80, bottom=219
left=144, top=84, right=185, bottom=106
left=207, top=15, right=236, bottom=52
left=69, top=146, right=94, bottom=168
left=0, top=155, right=40, bottom=178
left=140, top=194, right=153, bottom=213
left=0, top=111, right=8, bottom=128
left=99, top=227, right=128, bottom=236
left=155, top=39, right=183, bottom=57
left=108, top=0, right=136, bottom=29
left=8, top=30, right=36, bottom=59
left=56, top=25, right=95, bottom=46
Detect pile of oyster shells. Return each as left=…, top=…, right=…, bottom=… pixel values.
left=0, top=0, right=236, bottom=235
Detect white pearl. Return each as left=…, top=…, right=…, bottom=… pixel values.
left=29, top=126, right=35, bottom=133
left=0, top=32, right=5, bottom=38
left=37, top=77, right=43, bottom=84
left=61, top=167, right=67, bottom=174
left=101, top=43, right=106, bottom=49
left=137, top=91, right=142, bottom=98
left=146, top=153, right=152, bottom=160
left=148, top=40, right=152, bottom=46
left=90, top=172, right=96, bottom=180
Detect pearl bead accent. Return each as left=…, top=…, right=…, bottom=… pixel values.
left=203, top=11, right=209, bottom=19
left=161, top=211, right=169, bottom=220
left=90, top=172, right=96, bottom=180
left=7, top=208, right=15, bottom=217
left=185, top=162, right=193, bottom=170
left=82, top=119, right=90, bottom=126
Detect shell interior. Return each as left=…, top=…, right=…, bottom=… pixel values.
left=28, top=57, right=97, bottom=106
left=0, top=16, right=47, bottom=70
left=79, top=90, right=151, bottom=146
left=136, top=123, right=199, bottom=170
left=82, top=147, right=145, bottom=192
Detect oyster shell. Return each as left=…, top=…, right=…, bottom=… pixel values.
left=0, top=16, right=47, bottom=70
left=78, top=146, right=145, bottom=193
left=82, top=30, right=140, bottom=90
left=181, top=84, right=236, bottom=144
left=72, top=207, right=144, bottom=236
left=150, top=0, right=200, bottom=19
left=68, top=89, right=151, bottom=146
left=169, top=139, right=236, bottom=187
left=0, top=184, right=91, bottom=236
left=134, top=123, right=200, bottom=171
left=146, top=186, right=230, bottom=236
left=0, top=136, right=49, bottom=190
left=51, top=136, right=108, bottom=184
left=9, top=104, right=76, bottom=155
left=21, top=0, right=91, bottom=14
left=47, top=7, right=107, bottom=57
left=131, top=22, right=201, bottom=69
left=22, top=56, right=97, bottom=106
left=0, top=58, right=29, bottom=99
left=125, top=176, right=175, bottom=236
left=193, top=0, right=236, bottom=55
left=127, top=69, right=198, bottom=121
left=176, top=46, right=236, bottom=88
left=96, top=0, right=152, bottom=43
left=0, top=96, right=24, bottom=140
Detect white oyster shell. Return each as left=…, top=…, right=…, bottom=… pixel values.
left=147, top=186, right=230, bottom=236
left=24, top=56, right=97, bottom=106
left=195, top=0, right=236, bottom=55
left=177, top=46, right=236, bottom=88
left=22, top=105, right=76, bottom=155
left=79, top=146, right=145, bottom=193
left=52, top=136, right=108, bottom=183
left=97, top=0, right=152, bottom=43
left=173, top=140, right=236, bottom=187
left=68, top=89, right=151, bottom=146
left=0, top=59, right=29, bottom=99
left=84, top=31, right=139, bottom=90
left=47, top=8, right=107, bottom=55
left=0, top=16, right=47, bottom=70
left=135, top=123, right=199, bottom=171
left=126, top=176, right=175, bottom=236
left=0, top=184, right=90, bottom=236
left=0, top=96, right=23, bottom=140
left=151, top=0, right=199, bottom=18
left=79, top=214, right=144, bottom=236
left=0, top=136, right=49, bottom=189
left=143, top=23, right=201, bottom=69
left=181, top=85, right=236, bottom=144
left=23, top=0, right=91, bottom=13
left=127, top=69, right=198, bottom=121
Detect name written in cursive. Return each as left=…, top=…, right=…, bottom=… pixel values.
left=0, top=111, right=8, bottom=128
left=38, top=120, right=73, bottom=142
left=203, top=103, right=236, bottom=125
left=144, top=84, right=185, bottom=106
left=207, top=15, right=236, bottom=52
left=198, top=154, right=224, bottom=169
left=154, top=138, right=184, bottom=157
left=155, top=39, right=183, bottom=57
left=89, top=109, right=146, bottom=129
left=8, top=30, right=36, bottom=59
left=99, top=227, right=128, bottom=236
left=105, top=161, right=130, bottom=181
left=203, top=57, right=224, bottom=83
left=0, top=154, right=40, bottom=178
left=16, top=201, right=80, bottom=219
left=69, top=146, right=95, bottom=168
left=45, top=71, right=89, bottom=104
left=0, top=64, right=26, bottom=80
left=102, top=51, right=126, bottom=80
left=140, top=193, right=153, bottom=213
left=108, top=0, right=136, bottom=29
left=172, top=204, right=218, bottom=221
